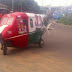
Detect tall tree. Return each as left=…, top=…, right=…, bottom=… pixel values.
left=0, top=0, right=40, bottom=13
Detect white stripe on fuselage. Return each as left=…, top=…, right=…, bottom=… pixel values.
left=7, top=33, right=28, bottom=39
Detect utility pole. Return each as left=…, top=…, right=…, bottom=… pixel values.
left=21, top=1, right=22, bottom=12
left=12, top=0, right=14, bottom=11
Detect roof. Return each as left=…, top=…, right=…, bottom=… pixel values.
left=26, top=12, right=45, bottom=17
left=6, top=12, right=45, bottom=18
left=8, top=12, right=28, bottom=18
left=26, top=12, right=35, bottom=17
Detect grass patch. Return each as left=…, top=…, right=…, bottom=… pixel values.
left=58, top=17, right=72, bottom=25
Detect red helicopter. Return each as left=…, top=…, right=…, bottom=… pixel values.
left=0, top=12, right=46, bottom=55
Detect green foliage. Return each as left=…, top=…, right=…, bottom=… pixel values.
left=0, top=0, right=40, bottom=13
left=58, top=17, right=72, bottom=25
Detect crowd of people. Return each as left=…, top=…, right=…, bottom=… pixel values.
left=47, top=11, right=65, bottom=20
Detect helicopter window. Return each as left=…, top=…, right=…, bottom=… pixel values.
left=30, top=18, right=33, bottom=28
left=1, top=17, right=14, bottom=25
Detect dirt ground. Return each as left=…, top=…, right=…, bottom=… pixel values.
left=0, top=20, right=72, bottom=72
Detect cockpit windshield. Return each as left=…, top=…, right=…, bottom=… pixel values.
left=0, top=17, right=14, bottom=25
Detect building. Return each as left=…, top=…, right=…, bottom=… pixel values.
left=0, top=3, right=8, bottom=9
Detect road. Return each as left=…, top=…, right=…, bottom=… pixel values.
left=0, top=20, right=72, bottom=72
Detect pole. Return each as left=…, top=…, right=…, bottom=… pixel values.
left=12, top=0, right=13, bottom=11
left=21, top=1, right=22, bottom=12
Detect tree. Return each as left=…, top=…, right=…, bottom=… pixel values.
left=0, top=0, right=40, bottom=13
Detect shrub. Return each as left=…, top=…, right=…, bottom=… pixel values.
left=58, top=17, right=72, bottom=25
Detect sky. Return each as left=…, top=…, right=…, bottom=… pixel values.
left=34, top=0, right=72, bottom=6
